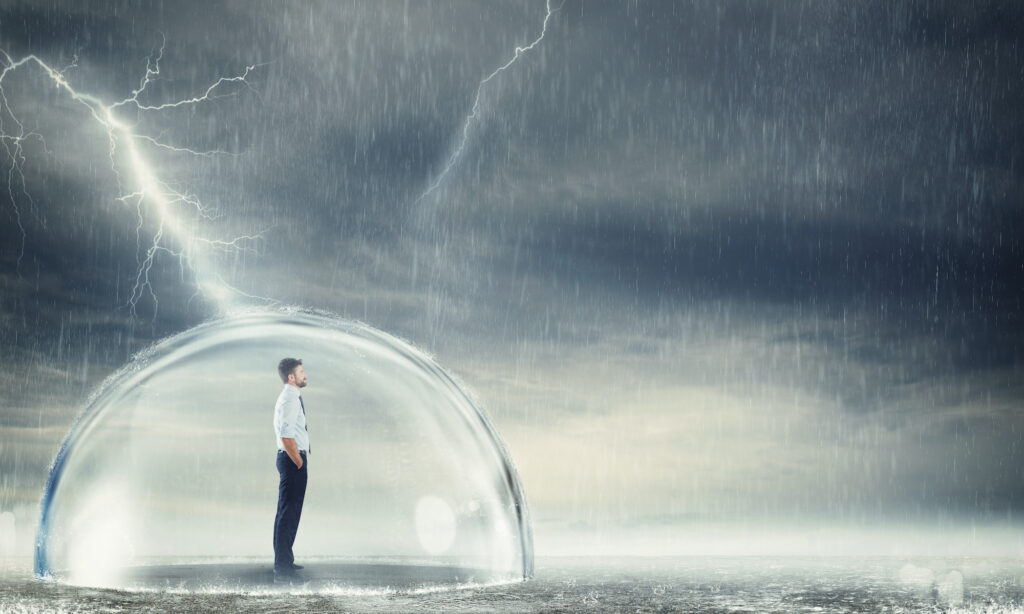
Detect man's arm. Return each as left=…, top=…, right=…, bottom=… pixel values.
left=281, top=437, right=303, bottom=469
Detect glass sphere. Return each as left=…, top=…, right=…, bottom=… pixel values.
left=35, top=309, right=533, bottom=590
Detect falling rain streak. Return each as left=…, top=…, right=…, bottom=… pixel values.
left=1, top=1, right=1023, bottom=612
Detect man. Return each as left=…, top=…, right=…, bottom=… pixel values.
left=273, top=357, right=309, bottom=582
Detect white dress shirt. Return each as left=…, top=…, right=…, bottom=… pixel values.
left=274, top=384, right=309, bottom=452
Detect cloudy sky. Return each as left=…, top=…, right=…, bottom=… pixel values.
left=1, top=0, right=1022, bottom=557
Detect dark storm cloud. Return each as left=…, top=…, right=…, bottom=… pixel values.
left=0, top=0, right=565, bottom=516
left=396, top=0, right=1023, bottom=377
left=373, top=0, right=1024, bottom=521
left=2, top=0, right=1023, bottom=547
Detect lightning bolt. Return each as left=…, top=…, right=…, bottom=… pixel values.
left=415, top=0, right=558, bottom=205
left=0, top=43, right=263, bottom=319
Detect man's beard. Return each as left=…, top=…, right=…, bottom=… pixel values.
left=297, top=380, right=307, bottom=388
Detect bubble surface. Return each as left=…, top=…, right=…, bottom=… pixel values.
left=36, top=310, right=533, bottom=589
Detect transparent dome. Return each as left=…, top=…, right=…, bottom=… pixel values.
left=35, top=309, right=533, bottom=591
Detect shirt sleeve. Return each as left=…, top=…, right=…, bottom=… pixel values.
left=277, top=397, right=301, bottom=439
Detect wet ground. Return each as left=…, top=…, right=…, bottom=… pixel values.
left=2, top=556, right=1023, bottom=612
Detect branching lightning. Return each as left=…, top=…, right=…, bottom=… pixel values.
left=415, top=0, right=559, bottom=204
left=0, top=43, right=262, bottom=318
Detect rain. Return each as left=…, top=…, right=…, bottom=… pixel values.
left=1, top=1, right=1022, bottom=611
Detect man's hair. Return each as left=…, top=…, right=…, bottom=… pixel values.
left=278, top=358, right=302, bottom=383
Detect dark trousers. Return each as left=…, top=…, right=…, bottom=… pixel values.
left=273, top=450, right=307, bottom=570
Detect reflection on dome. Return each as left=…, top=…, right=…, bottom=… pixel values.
left=35, top=310, right=533, bottom=591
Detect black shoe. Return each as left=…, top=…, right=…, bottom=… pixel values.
left=290, top=563, right=304, bottom=570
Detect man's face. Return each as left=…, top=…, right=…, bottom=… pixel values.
left=290, top=365, right=308, bottom=388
